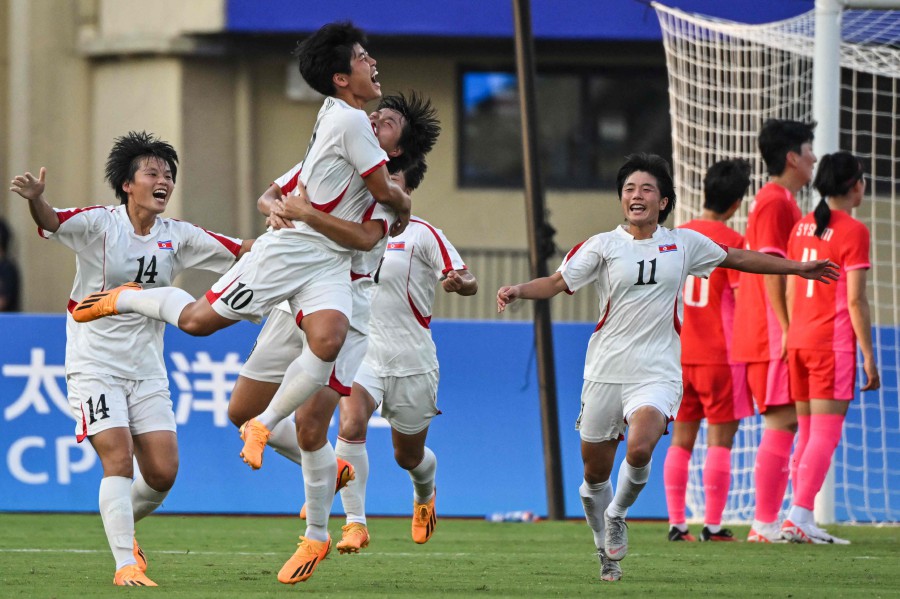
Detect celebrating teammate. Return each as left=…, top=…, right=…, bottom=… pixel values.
left=9, top=132, right=251, bottom=587
left=496, top=153, right=838, bottom=583
left=664, top=159, right=753, bottom=543
left=731, top=119, right=817, bottom=542
left=781, top=151, right=880, bottom=544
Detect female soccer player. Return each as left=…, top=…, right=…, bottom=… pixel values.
left=9, top=132, right=251, bottom=587
left=781, top=151, right=880, bottom=544
left=497, top=153, right=838, bottom=582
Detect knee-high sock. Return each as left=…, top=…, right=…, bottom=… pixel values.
left=791, top=413, right=811, bottom=492
left=703, top=446, right=731, bottom=527
left=664, top=446, right=691, bottom=525
left=606, top=459, right=651, bottom=519
left=409, top=447, right=437, bottom=503
left=753, top=428, right=794, bottom=523
left=257, top=348, right=332, bottom=430
left=99, top=476, right=136, bottom=570
left=268, top=417, right=303, bottom=466
left=131, top=472, right=168, bottom=523
left=336, top=437, right=369, bottom=525
left=579, top=479, right=613, bottom=550
left=794, top=414, right=844, bottom=510
left=116, top=287, right=194, bottom=327
left=301, top=443, right=338, bottom=542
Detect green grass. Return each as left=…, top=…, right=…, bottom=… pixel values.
left=1, top=513, right=898, bottom=598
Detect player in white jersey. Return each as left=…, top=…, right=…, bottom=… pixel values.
left=497, top=153, right=839, bottom=583
left=9, top=132, right=251, bottom=587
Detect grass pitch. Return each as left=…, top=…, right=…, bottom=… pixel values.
left=1, top=513, right=897, bottom=598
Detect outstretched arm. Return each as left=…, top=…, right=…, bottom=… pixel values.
left=442, top=269, right=478, bottom=296
left=719, top=248, right=839, bottom=282
left=497, top=272, right=568, bottom=313
left=9, top=167, right=60, bottom=232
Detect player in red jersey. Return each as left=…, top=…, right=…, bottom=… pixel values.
left=731, top=119, right=817, bottom=542
left=664, top=159, right=753, bottom=542
left=781, top=151, right=880, bottom=544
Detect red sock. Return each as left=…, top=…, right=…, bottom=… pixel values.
left=791, top=414, right=811, bottom=493
left=794, top=414, right=844, bottom=510
left=664, top=445, right=692, bottom=524
left=754, top=429, right=794, bottom=523
left=703, top=446, right=731, bottom=526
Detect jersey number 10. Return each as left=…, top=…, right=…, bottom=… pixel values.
left=683, top=275, right=709, bottom=308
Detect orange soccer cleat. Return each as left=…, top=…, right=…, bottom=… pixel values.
left=411, top=491, right=437, bottom=544
left=277, top=536, right=331, bottom=584
left=336, top=523, right=370, bottom=554
left=239, top=418, right=271, bottom=469
left=113, top=564, right=157, bottom=587
left=72, top=282, right=142, bottom=323
left=299, top=458, right=356, bottom=519
left=133, top=538, right=148, bottom=572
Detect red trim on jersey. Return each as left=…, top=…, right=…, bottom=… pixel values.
left=410, top=218, right=456, bottom=274
left=594, top=300, right=611, bottom=332
left=408, top=291, right=432, bottom=329
left=279, top=168, right=302, bottom=195
left=350, top=272, right=371, bottom=281
left=67, top=299, right=77, bottom=314
left=565, top=240, right=587, bottom=262
left=57, top=205, right=107, bottom=227
left=716, top=242, right=729, bottom=253
left=360, top=159, right=387, bottom=178
left=102, top=233, right=108, bottom=290
left=200, top=227, right=241, bottom=256
left=362, top=201, right=377, bottom=221
left=673, top=298, right=682, bottom=335
left=295, top=310, right=304, bottom=328
left=313, top=180, right=351, bottom=214
left=328, top=369, right=352, bottom=396
left=205, top=276, right=240, bottom=305
left=76, top=405, right=88, bottom=443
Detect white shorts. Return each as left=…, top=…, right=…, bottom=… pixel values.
left=330, top=328, right=368, bottom=395
left=206, top=232, right=352, bottom=324
left=576, top=379, right=682, bottom=443
left=240, top=308, right=305, bottom=383
left=66, top=373, right=175, bottom=442
left=355, top=364, right=439, bottom=435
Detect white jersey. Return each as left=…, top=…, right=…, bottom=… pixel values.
left=559, top=225, right=726, bottom=384
left=277, top=97, right=388, bottom=254
left=42, top=204, right=241, bottom=379
left=365, top=217, right=466, bottom=376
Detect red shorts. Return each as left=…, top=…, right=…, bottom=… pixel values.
left=788, top=348, right=856, bottom=401
left=678, top=364, right=753, bottom=424
left=746, top=359, right=792, bottom=414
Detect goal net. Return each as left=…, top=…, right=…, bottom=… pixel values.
left=654, top=2, right=900, bottom=523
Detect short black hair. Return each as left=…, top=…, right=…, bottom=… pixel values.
left=0, top=217, right=11, bottom=254
left=758, top=119, right=816, bottom=176
left=616, top=153, right=677, bottom=224
left=812, top=151, right=865, bottom=237
left=105, top=131, right=178, bottom=204
left=294, top=22, right=367, bottom=97
left=403, top=158, right=428, bottom=192
left=703, top=159, right=751, bottom=213
left=378, top=92, right=441, bottom=172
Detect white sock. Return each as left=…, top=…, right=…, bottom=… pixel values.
left=409, top=447, right=437, bottom=503
left=131, top=472, right=168, bottom=523
left=99, top=476, right=137, bottom=570
left=606, top=459, right=651, bottom=519
left=704, top=523, right=721, bottom=533
left=788, top=505, right=814, bottom=525
left=117, top=287, right=193, bottom=327
left=268, top=417, right=303, bottom=467
left=579, top=479, right=613, bottom=550
left=671, top=522, right=688, bottom=532
left=336, top=438, right=369, bottom=525
left=258, top=348, right=332, bottom=430
left=301, top=443, right=337, bottom=542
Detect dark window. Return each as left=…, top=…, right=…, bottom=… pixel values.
left=459, top=67, right=672, bottom=190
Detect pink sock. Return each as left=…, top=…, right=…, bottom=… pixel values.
left=703, top=446, right=731, bottom=527
left=754, top=428, right=794, bottom=523
left=664, top=445, right=692, bottom=524
left=794, top=414, right=844, bottom=510
left=791, top=414, right=811, bottom=492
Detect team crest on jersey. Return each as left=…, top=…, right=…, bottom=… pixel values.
left=658, top=243, right=678, bottom=253
left=387, top=242, right=406, bottom=251
left=157, top=240, right=174, bottom=250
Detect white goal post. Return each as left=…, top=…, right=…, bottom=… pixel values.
left=654, top=0, right=900, bottom=524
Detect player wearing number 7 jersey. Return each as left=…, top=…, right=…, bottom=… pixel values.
left=497, top=153, right=838, bottom=583
left=782, top=151, right=880, bottom=544
left=9, top=131, right=252, bottom=587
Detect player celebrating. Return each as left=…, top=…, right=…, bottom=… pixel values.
left=732, top=119, right=817, bottom=543
left=664, top=159, right=753, bottom=542
left=781, top=151, right=880, bottom=544
left=9, top=132, right=251, bottom=587
left=497, top=153, right=837, bottom=583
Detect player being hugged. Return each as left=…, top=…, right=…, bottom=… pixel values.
left=9, top=131, right=251, bottom=587
left=496, top=153, right=838, bottom=583
left=781, top=151, right=880, bottom=544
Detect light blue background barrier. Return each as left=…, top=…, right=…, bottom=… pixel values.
left=1, top=315, right=896, bottom=520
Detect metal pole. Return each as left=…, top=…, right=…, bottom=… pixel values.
left=512, top=0, right=565, bottom=521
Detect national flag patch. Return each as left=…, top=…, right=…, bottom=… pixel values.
left=658, top=243, right=678, bottom=253
left=387, top=242, right=406, bottom=251
left=157, top=240, right=174, bottom=250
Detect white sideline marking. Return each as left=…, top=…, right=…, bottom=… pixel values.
left=0, top=548, right=471, bottom=557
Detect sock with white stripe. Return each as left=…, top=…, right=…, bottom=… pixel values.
left=336, top=438, right=369, bottom=525
left=257, top=348, right=332, bottom=430
left=301, top=443, right=338, bottom=543
left=580, top=479, right=613, bottom=550
left=606, top=459, right=651, bottom=519
left=99, top=476, right=137, bottom=570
